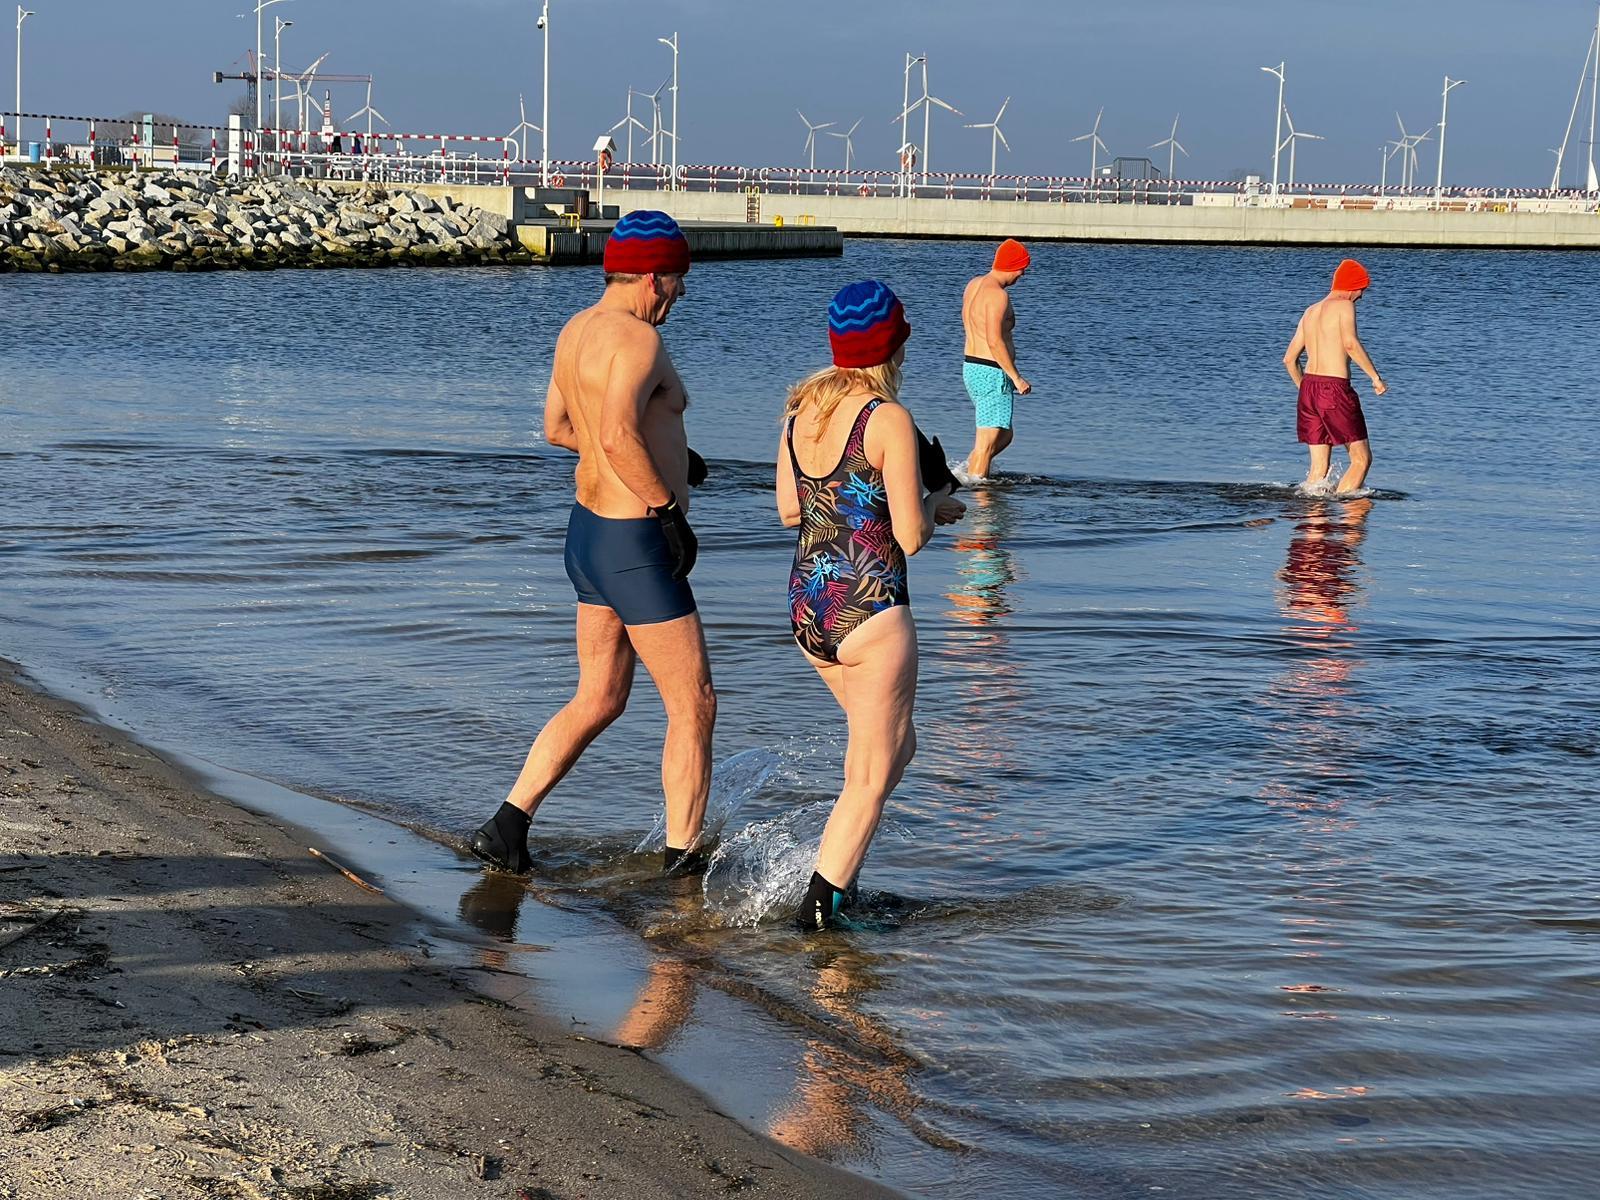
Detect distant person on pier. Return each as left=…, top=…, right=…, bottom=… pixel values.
left=776, top=280, right=965, bottom=931
left=961, top=238, right=1032, bottom=480
left=472, top=211, right=717, bottom=877
left=1282, top=258, right=1388, bottom=495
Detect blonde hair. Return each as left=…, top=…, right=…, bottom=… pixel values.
left=782, top=360, right=903, bottom=440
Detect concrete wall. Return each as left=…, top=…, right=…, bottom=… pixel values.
left=611, top=189, right=1600, bottom=250
left=322, top=178, right=534, bottom=221
left=516, top=221, right=841, bottom=264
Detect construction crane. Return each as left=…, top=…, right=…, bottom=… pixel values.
left=212, top=50, right=371, bottom=128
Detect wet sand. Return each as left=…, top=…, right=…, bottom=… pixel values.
left=0, top=660, right=899, bottom=1200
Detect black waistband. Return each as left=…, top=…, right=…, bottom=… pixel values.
left=964, top=354, right=1000, bottom=368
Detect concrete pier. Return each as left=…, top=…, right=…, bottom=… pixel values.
left=513, top=218, right=841, bottom=265
left=609, top=188, right=1600, bottom=251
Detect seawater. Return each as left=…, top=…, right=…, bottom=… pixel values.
left=2, top=242, right=1597, bottom=1199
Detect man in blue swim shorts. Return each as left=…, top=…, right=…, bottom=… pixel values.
left=961, top=238, right=1032, bottom=480
left=471, top=211, right=717, bottom=877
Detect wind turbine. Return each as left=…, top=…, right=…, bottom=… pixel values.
left=641, top=77, right=668, bottom=164
left=826, top=118, right=862, bottom=171
left=1281, top=107, right=1323, bottom=188
left=1149, top=113, right=1188, bottom=181
left=286, top=51, right=330, bottom=134
left=797, top=110, right=835, bottom=170
left=1072, top=106, right=1107, bottom=178
left=610, top=90, right=649, bottom=164
left=964, top=97, right=1011, bottom=179
left=509, top=93, right=541, bottom=163
left=346, top=80, right=387, bottom=142
left=1395, top=114, right=1430, bottom=188
left=895, top=56, right=961, bottom=184
left=1380, top=138, right=1406, bottom=194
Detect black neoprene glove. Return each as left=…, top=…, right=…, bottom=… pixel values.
left=687, top=448, right=708, bottom=488
left=651, top=494, right=699, bottom=580
left=915, top=425, right=961, bottom=495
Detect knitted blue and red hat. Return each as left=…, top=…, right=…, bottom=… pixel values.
left=603, top=210, right=691, bottom=275
left=828, top=280, right=911, bottom=368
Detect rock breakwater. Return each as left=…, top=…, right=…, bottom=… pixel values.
left=0, top=167, right=533, bottom=272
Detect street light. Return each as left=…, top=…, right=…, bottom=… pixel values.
left=537, top=0, right=549, bottom=186
left=1261, top=61, right=1286, bottom=200
left=1435, top=74, right=1466, bottom=200
left=252, top=0, right=291, bottom=160
left=658, top=31, right=678, bottom=190
left=274, top=17, right=292, bottom=159
left=15, top=6, right=33, bottom=156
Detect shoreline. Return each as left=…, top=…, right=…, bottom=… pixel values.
left=0, top=657, right=901, bottom=1200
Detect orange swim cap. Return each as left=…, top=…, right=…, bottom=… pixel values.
left=1332, top=259, right=1371, bottom=292
left=993, top=239, right=1031, bottom=272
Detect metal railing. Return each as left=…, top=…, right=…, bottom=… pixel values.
left=4, top=110, right=1596, bottom=215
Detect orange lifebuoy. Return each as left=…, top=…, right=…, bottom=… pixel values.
left=598, top=149, right=612, bottom=174
left=551, top=171, right=565, bottom=188
left=858, top=183, right=871, bottom=197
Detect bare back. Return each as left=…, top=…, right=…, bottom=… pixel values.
left=550, top=306, right=690, bottom=518
left=961, top=275, right=1015, bottom=360
left=1298, top=296, right=1358, bottom=378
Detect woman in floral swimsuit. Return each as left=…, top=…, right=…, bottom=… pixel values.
left=775, top=280, right=965, bottom=931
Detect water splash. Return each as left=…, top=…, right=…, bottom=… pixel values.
left=700, top=801, right=835, bottom=927
left=633, top=747, right=781, bottom=855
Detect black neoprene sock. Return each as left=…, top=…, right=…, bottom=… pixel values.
left=492, top=801, right=531, bottom=844
left=470, top=801, right=533, bottom=874
left=796, top=870, right=855, bottom=931
left=662, top=845, right=709, bottom=874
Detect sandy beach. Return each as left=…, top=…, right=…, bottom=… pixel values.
left=0, top=660, right=899, bottom=1200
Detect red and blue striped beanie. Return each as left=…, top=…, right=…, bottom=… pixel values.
left=603, top=210, right=691, bottom=275
left=828, top=280, right=912, bottom=368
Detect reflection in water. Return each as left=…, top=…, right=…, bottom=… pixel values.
left=1265, top=498, right=1374, bottom=1097
left=768, top=946, right=933, bottom=1160
left=459, top=867, right=704, bottom=1049
left=922, top=487, right=1029, bottom=852
left=460, top=870, right=934, bottom=1161
left=945, top=487, right=1022, bottom=628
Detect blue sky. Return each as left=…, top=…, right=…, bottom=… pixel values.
left=12, top=1, right=1599, bottom=186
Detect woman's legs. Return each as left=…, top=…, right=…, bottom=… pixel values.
left=811, top=608, right=919, bottom=891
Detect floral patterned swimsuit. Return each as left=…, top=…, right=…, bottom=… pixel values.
left=788, top=398, right=910, bottom=663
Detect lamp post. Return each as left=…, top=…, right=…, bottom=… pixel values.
left=1435, top=74, right=1465, bottom=200
left=273, top=17, right=291, bottom=161
left=537, top=0, right=549, bottom=186
left=658, top=31, right=678, bottom=190
left=253, top=0, right=290, bottom=171
left=15, top=6, right=32, bottom=156
left=1260, top=61, right=1286, bottom=200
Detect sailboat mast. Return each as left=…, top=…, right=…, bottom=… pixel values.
left=1590, top=4, right=1599, bottom=189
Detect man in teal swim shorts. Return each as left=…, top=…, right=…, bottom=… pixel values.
left=961, top=238, right=1032, bottom=480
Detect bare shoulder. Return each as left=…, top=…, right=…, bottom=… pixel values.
left=867, top=398, right=913, bottom=435
left=588, top=311, right=664, bottom=371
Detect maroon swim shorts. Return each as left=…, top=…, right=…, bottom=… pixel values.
left=1297, top=374, right=1369, bottom=446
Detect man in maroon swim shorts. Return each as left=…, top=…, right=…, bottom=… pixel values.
left=1282, top=258, right=1388, bottom=493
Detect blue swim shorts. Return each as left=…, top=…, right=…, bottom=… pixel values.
left=963, top=356, right=1016, bottom=429
left=564, top=503, right=697, bottom=626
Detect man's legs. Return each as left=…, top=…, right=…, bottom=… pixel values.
left=502, top=603, right=636, bottom=815
left=968, top=427, right=1004, bottom=479
left=625, top=612, right=717, bottom=851
left=1336, top=440, right=1372, bottom=494
left=1303, top=443, right=1333, bottom=489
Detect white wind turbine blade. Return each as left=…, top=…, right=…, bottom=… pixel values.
left=996, top=97, right=1010, bottom=123
left=928, top=94, right=962, bottom=116
left=995, top=126, right=1010, bottom=152
left=1173, top=139, right=1188, bottom=156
